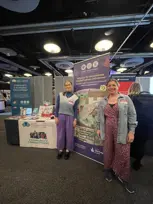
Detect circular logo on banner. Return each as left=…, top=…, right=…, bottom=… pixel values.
left=93, top=61, right=99, bottom=68
left=87, top=63, right=92, bottom=69
left=81, top=64, right=86, bottom=71
left=100, top=85, right=106, bottom=92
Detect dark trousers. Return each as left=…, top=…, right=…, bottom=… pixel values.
left=131, top=125, right=148, bottom=163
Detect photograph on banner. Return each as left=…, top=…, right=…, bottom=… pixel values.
left=75, top=90, right=107, bottom=146
left=74, top=54, right=110, bottom=163
left=111, top=73, right=136, bottom=95
left=10, top=77, right=32, bottom=115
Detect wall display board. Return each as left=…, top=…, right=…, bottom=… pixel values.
left=74, top=54, right=110, bottom=163
left=10, top=78, right=32, bottom=115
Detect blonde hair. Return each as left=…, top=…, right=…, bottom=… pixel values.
left=106, top=79, right=119, bottom=87
left=128, top=82, right=142, bottom=95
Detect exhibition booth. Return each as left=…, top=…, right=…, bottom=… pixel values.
left=4, top=53, right=153, bottom=164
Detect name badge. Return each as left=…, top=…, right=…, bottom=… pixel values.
left=68, top=100, right=74, bottom=105
left=120, top=99, right=128, bottom=104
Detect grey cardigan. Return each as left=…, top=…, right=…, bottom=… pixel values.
left=97, top=94, right=137, bottom=144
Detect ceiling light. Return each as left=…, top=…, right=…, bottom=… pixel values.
left=65, top=69, right=73, bottom=73
left=24, top=73, right=32, bottom=77
left=117, top=68, right=127, bottom=72
left=150, top=42, right=153, bottom=48
left=104, top=29, right=114, bottom=36
left=95, top=39, right=113, bottom=52
left=68, top=73, right=73, bottom=77
left=144, top=71, right=149, bottom=74
left=7, top=82, right=10, bottom=84
left=30, top=66, right=40, bottom=70
left=4, top=74, right=13, bottom=78
left=45, top=72, right=52, bottom=76
left=44, top=43, right=61, bottom=53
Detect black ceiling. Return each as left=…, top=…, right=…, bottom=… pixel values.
left=0, top=0, right=153, bottom=82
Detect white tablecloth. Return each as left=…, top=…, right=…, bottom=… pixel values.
left=18, top=119, right=57, bottom=149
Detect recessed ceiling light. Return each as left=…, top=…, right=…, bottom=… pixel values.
left=4, top=74, right=13, bottom=78
left=117, top=68, right=127, bottom=72
left=150, top=42, right=153, bottom=48
left=65, top=69, right=73, bottom=73
left=144, top=71, right=149, bottom=74
left=95, top=39, right=113, bottom=52
left=44, top=43, right=61, bottom=53
left=24, top=73, right=32, bottom=77
left=45, top=72, right=52, bottom=76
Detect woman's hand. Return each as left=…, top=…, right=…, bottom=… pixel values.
left=127, top=131, right=134, bottom=143
left=97, top=130, right=100, bottom=137
left=55, top=117, right=59, bottom=125
left=73, top=119, right=77, bottom=128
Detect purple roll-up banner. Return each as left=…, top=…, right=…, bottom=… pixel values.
left=74, top=54, right=110, bottom=164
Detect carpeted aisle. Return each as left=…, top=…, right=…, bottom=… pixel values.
left=0, top=118, right=153, bottom=204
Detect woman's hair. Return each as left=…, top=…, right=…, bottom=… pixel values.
left=128, top=82, right=142, bottom=95
left=106, top=79, right=119, bottom=87
left=63, top=80, right=72, bottom=95
left=64, top=80, right=72, bottom=86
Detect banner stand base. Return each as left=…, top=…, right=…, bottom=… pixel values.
left=75, top=151, right=104, bottom=165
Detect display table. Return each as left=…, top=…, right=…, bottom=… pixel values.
left=0, top=100, right=5, bottom=113
left=4, top=117, right=20, bottom=145
left=18, top=118, right=57, bottom=149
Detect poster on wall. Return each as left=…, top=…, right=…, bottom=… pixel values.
left=10, top=78, right=32, bottom=115
left=111, top=73, right=136, bottom=95
left=74, top=53, right=110, bottom=164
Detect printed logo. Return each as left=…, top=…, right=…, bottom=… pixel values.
left=100, top=85, right=106, bottom=92
left=91, top=147, right=103, bottom=155
left=91, top=148, right=94, bottom=153
left=87, top=63, right=92, bottom=69
left=93, top=61, right=99, bottom=68
left=22, top=122, right=30, bottom=127
left=81, top=64, right=86, bottom=71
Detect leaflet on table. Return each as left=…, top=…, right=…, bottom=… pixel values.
left=38, top=105, right=53, bottom=117
left=20, top=116, right=55, bottom=121
left=7, top=116, right=22, bottom=120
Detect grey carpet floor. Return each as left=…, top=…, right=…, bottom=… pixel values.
left=0, top=118, right=153, bottom=204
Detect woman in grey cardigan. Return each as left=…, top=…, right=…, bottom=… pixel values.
left=97, top=79, right=137, bottom=194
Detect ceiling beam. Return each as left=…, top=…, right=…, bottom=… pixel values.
left=39, top=53, right=153, bottom=62
left=0, top=56, right=41, bottom=76
left=131, top=59, right=153, bottom=73
left=0, top=13, right=153, bottom=36
left=39, top=59, right=63, bottom=76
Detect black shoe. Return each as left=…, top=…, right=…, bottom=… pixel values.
left=118, top=177, right=135, bottom=194
left=104, top=170, right=113, bottom=182
left=64, top=152, right=70, bottom=160
left=57, top=151, right=63, bottom=160
left=111, top=169, right=117, bottom=178
left=132, top=160, right=143, bottom=171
